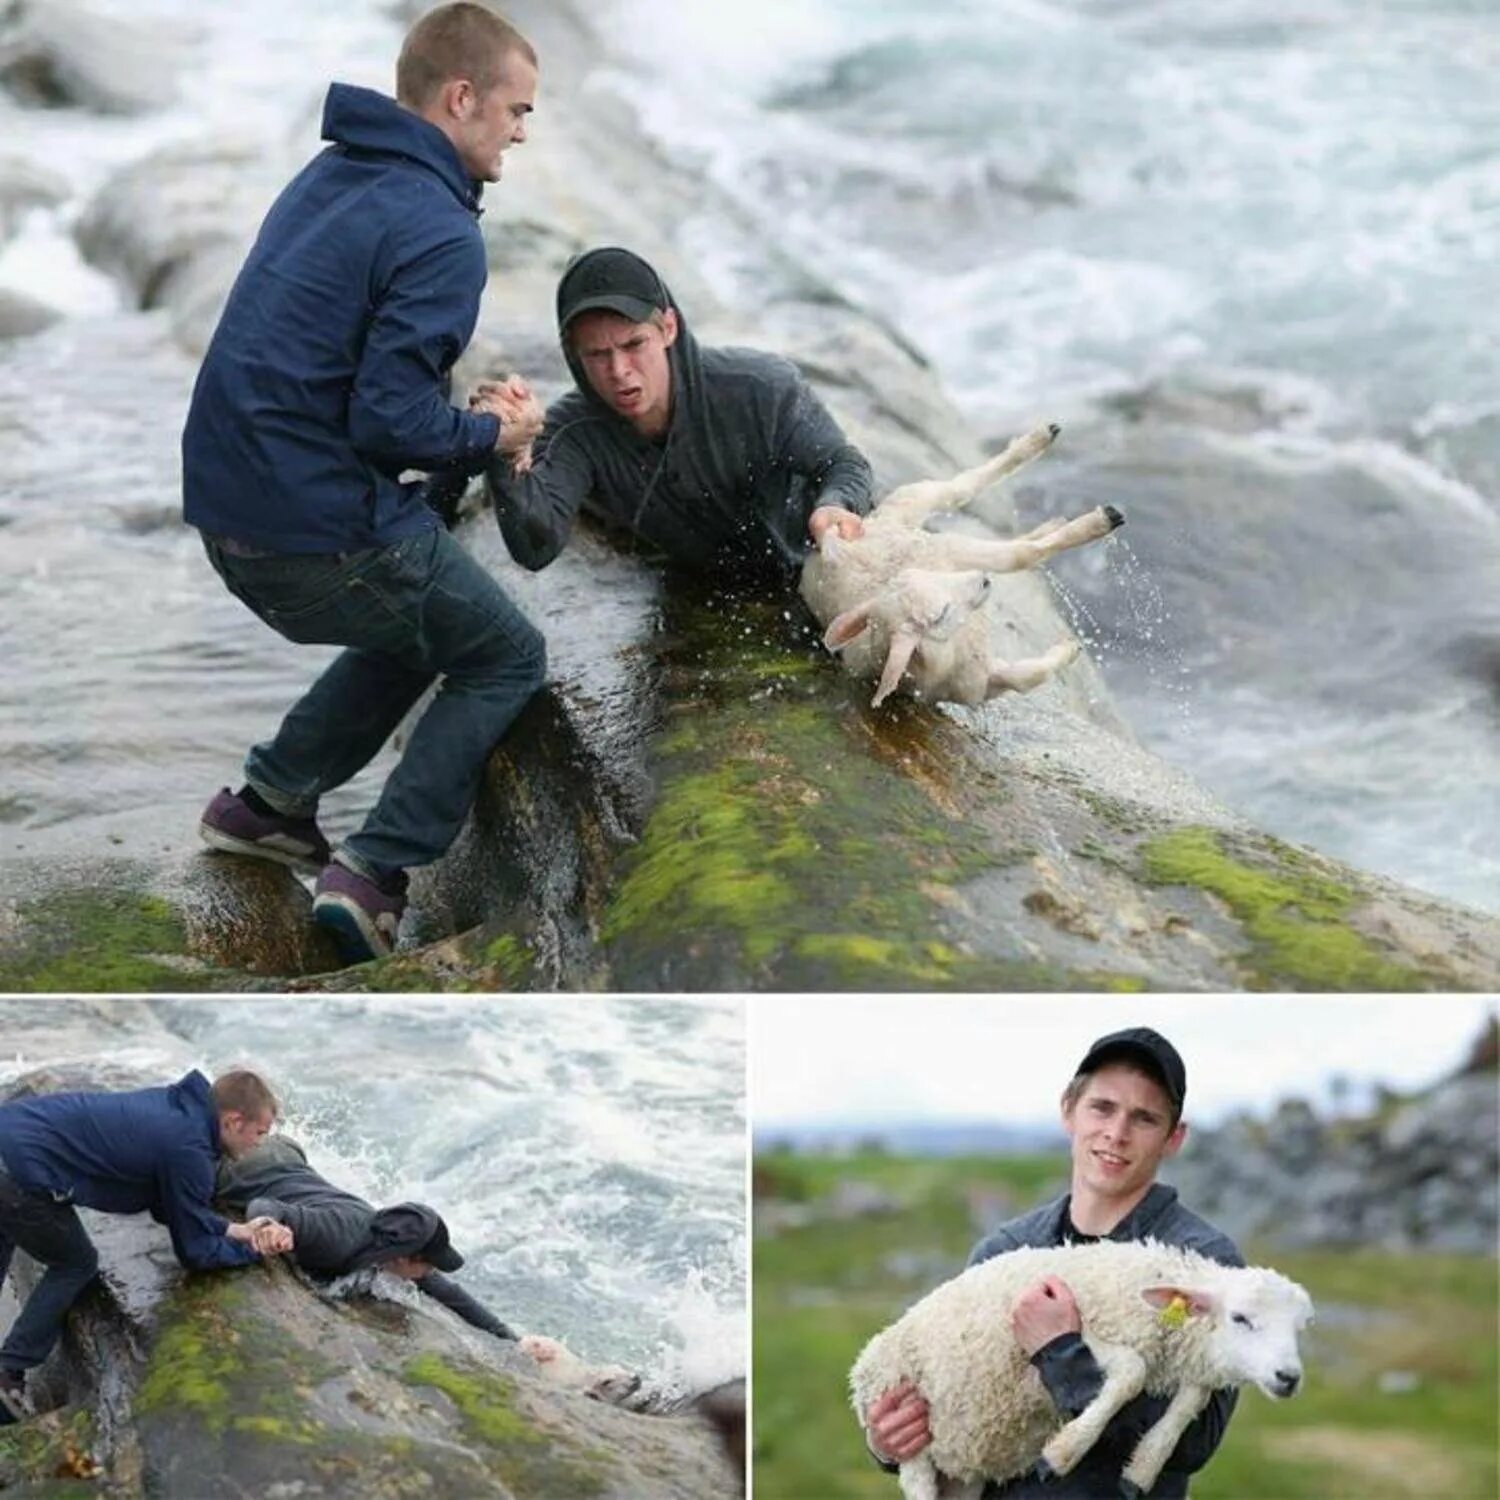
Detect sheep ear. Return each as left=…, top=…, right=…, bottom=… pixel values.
left=871, top=628, right=921, bottom=707
left=1141, top=1286, right=1216, bottom=1320
left=825, top=600, right=874, bottom=651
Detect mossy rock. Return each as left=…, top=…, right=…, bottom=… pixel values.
left=1139, top=827, right=1440, bottom=991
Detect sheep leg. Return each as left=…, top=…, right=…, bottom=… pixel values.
left=894, top=1452, right=942, bottom=1500
left=986, top=640, right=1080, bottom=697
left=928, top=505, right=1123, bottom=575
left=1021, top=516, right=1071, bottom=541
left=1038, top=1342, right=1148, bottom=1478
left=1118, top=1382, right=1211, bottom=1498
left=878, top=424, right=1061, bottom=526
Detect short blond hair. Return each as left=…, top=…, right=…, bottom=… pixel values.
left=211, top=1069, right=278, bottom=1121
left=396, top=4, right=536, bottom=108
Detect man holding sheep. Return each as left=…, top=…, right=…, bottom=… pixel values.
left=865, top=1027, right=1242, bottom=1498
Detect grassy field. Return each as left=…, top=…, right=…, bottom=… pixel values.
left=753, top=1150, right=1499, bottom=1499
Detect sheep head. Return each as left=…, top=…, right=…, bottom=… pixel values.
left=823, top=568, right=993, bottom=708
left=1141, top=1271, right=1314, bottom=1400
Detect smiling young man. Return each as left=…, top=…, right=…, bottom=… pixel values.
left=188, top=4, right=548, bottom=964
left=0, top=1070, right=292, bottom=1424
left=485, top=245, right=874, bottom=584
left=864, top=1027, right=1243, bottom=1498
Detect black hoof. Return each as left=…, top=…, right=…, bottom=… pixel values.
left=1048, top=422, right=1062, bottom=439
left=1119, top=1481, right=1144, bottom=1500
left=1032, top=1457, right=1058, bottom=1484
left=1104, top=504, right=1125, bottom=530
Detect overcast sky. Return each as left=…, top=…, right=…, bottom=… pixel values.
left=752, top=994, right=1495, bottom=1129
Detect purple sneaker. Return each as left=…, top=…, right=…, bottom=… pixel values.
left=312, top=861, right=405, bottom=963
left=0, top=1369, right=27, bottom=1425
left=198, top=788, right=331, bottom=875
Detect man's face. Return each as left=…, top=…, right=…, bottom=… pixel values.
left=1062, top=1063, right=1185, bottom=1204
left=570, top=308, right=678, bottom=435
left=381, top=1255, right=433, bottom=1282
left=451, top=54, right=537, bottom=183
left=218, top=1108, right=275, bottom=1160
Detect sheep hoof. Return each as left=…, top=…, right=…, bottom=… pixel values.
left=1118, top=1481, right=1144, bottom=1499
left=1031, top=1458, right=1058, bottom=1484
left=1104, top=505, right=1125, bottom=530
left=1047, top=422, right=1061, bottom=439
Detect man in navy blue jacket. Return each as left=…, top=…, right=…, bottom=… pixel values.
left=186, top=4, right=545, bottom=963
left=863, top=1029, right=1242, bottom=1498
left=0, top=1069, right=289, bottom=1423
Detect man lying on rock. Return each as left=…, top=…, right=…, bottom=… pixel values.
left=485, top=245, right=874, bottom=583
left=0, top=1070, right=291, bottom=1425
left=214, top=1134, right=518, bottom=1343
left=218, top=1135, right=650, bottom=1404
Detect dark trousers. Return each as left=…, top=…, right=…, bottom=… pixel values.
left=0, top=1167, right=99, bottom=1374
left=205, top=527, right=547, bottom=877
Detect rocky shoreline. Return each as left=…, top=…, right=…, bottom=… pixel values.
left=1, top=0, right=1496, bottom=991
left=0, top=1064, right=736, bottom=1498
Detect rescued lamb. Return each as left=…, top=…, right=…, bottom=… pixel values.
left=800, top=423, right=1122, bottom=707
left=517, top=1332, right=643, bottom=1404
left=849, top=1239, right=1313, bottom=1500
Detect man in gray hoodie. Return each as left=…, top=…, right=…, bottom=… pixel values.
left=863, top=1028, right=1242, bottom=1499
left=216, top=1136, right=514, bottom=1342
left=486, top=246, right=874, bottom=584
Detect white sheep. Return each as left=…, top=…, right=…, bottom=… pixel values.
left=849, top=1239, right=1313, bottom=1500
left=799, top=423, right=1123, bottom=708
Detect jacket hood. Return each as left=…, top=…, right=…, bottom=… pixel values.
left=556, top=246, right=703, bottom=434
left=347, top=1201, right=464, bottom=1273
left=169, top=1069, right=219, bottom=1149
left=321, top=82, right=481, bottom=212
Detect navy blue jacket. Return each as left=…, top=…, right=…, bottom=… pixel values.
left=0, top=1071, right=256, bottom=1271
left=182, top=83, right=500, bottom=553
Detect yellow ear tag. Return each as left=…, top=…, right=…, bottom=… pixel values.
left=1158, top=1295, right=1190, bottom=1330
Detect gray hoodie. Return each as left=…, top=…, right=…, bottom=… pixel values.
left=488, top=258, right=873, bottom=583
left=216, top=1137, right=514, bottom=1342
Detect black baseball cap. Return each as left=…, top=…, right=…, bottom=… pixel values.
left=556, top=246, right=668, bottom=333
left=1075, top=1027, right=1186, bottom=1116
left=351, top=1203, right=465, bottom=1274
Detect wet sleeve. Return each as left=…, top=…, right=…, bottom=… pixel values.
left=486, top=410, right=597, bottom=571
left=1030, top=1332, right=1105, bottom=1417
left=776, top=374, right=874, bottom=522
left=348, top=234, right=500, bottom=474
left=158, top=1149, right=257, bottom=1270
left=419, top=1272, right=518, bottom=1340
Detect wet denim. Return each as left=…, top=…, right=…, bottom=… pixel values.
left=205, top=527, right=546, bottom=875
left=0, top=1164, right=100, bottom=1374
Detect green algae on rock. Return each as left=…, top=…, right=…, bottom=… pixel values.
left=1139, top=827, right=1435, bottom=991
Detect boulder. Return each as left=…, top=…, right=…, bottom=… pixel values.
left=0, top=1067, right=738, bottom=1497
left=0, top=284, right=59, bottom=339
left=0, top=0, right=179, bottom=116
left=0, top=153, right=64, bottom=244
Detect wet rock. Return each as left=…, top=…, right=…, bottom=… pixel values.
left=73, top=138, right=284, bottom=350
left=0, top=855, right=337, bottom=992
left=1, top=1066, right=738, bottom=1498
left=0, top=284, right=59, bottom=339
left=0, top=0, right=179, bottom=115
left=0, top=152, right=64, bottom=243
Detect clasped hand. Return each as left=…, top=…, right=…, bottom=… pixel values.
left=470, top=372, right=543, bottom=466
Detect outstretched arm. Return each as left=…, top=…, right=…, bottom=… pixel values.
left=487, top=405, right=597, bottom=571
left=774, top=373, right=874, bottom=546
left=419, top=1272, right=517, bottom=1340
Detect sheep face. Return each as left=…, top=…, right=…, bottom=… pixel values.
left=1143, top=1272, right=1314, bottom=1399
left=824, top=568, right=993, bottom=707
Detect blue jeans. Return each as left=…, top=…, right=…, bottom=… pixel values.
left=205, top=528, right=546, bottom=876
left=0, top=1165, right=100, bottom=1374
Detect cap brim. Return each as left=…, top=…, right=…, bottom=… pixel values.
left=1079, top=1041, right=1181, bottom=1106
left=427, top=1244, right=464, bottom=1273
left=561, top=293, right=659, bottom=329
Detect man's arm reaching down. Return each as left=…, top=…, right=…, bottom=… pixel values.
left=419, top=1272, right=517, bottom=1340
left=487, top=405, right=597, bottom=571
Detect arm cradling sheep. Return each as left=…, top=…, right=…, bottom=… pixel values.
left=850, top=1238, right=1313, bottom=1500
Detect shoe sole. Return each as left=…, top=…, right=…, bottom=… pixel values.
left=312, top=894, right=396, bottom=965
left=199, top=822, right=326, bottom=878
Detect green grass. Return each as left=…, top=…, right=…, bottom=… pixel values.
left=754, top=1152, right=1499, bottom=1500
